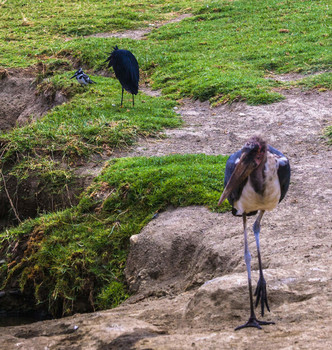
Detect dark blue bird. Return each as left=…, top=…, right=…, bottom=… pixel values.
left=105, top=46, right=139, bottom=107
left=218, top=136, right=290, bottom=331
left=70, top=68, right=95, bottom=85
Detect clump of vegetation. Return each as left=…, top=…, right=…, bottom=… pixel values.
left=145, top=0, right=331, bottom=104
left=325, top=126, right=332, bottom=144
left=293, top=72, right=332, bottom=91
left=0, top=154, right=229, bottom=316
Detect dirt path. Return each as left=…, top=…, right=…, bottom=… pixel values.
left=86, top=14, right=193, bottom=40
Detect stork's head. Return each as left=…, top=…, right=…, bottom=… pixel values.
left=218, top=136, right=267, bottom=206
left=241, top=136, right=267, bottom=168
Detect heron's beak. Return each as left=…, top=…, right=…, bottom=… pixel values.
left=218, top=153, right=255, bottom=206
left=70, top=74, right=76, bottom=79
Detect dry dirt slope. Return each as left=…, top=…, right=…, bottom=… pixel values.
left=0, top=88, right=331, bottom=349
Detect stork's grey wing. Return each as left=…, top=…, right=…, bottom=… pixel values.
left=223, top=149, right=243, bottom=207
left=268, top=145, right=291, bottom=202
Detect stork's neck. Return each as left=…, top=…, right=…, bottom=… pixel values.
left=249, top=154, right=267, bottom=195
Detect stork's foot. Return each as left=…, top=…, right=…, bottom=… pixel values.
left=235, top=316, right=275, bottom=331
left=254, top=276, right=270, bottom=316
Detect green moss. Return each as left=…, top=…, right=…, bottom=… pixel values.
left=9, top=157, right=74, bottom=188
left=0, top=154, right=229, bottom=316
left=97, top=281, right=129, bottom=310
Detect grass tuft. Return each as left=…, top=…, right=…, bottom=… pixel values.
left=325, top=125, right=332, bottom=145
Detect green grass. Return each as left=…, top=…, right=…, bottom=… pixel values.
left=1, top=1, right=330, bottom=103
left=0, top=154, right=229, bottom=316
left=145, top=0, right=331, bottom=104
left=292, top=72, right=332, bottom=90
left=0, top=0, right=202, bottom=67
left=0, top=73, right=181, bottom=164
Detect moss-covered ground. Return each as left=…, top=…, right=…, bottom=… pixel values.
left=0, top=154, right=229, bottom=316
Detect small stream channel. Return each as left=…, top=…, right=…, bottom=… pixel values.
left=0, top=311, right=52, bottom=327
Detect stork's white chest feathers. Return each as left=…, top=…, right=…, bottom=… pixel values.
left=234, top=152, right=281, bottom=215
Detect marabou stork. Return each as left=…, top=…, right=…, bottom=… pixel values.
left=105, top=46, right=139, bottom=107
left=218, top=136, right=290, bottom=330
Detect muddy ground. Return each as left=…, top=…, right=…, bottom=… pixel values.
left=0, top=87, right=331, bottom=349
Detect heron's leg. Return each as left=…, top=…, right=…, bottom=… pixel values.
left=235, top=213, right=274, bottom=331
left=132, top=94, right=135, bottom=107
left=253, top=210, right=273, bottom=319
left=121, top=88, right=124, bottom=107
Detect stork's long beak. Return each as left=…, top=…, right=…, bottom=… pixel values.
left=218, top=153, right=256, bottom=206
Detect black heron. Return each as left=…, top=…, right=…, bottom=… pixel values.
left=105, top=46, right=139, bottom=107
left=218, top=136, right=290, bottom=330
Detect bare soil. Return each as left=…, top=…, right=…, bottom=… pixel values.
left=86, top=14, right=193, bottom=40
left=1, top=88, right=331, bottom=350
left=0, top=69, right=67, bottom=131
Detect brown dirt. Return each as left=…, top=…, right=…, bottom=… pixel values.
left=1, top=88, right=331, bottom=349
left=265, top=71, right=330, bottom=82
left=0, top=69, right=67, bottom=131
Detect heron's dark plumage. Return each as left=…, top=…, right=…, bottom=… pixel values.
left=105, top=46, right=139, bottom=106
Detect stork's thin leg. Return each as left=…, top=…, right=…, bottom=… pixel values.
left=132, top=94, right=135, bottom=107
left=121, top=88, right=124, bottom=107
left=253, top=210, right=274, bottom=321
left=235, top=214, right=274, bottom=331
